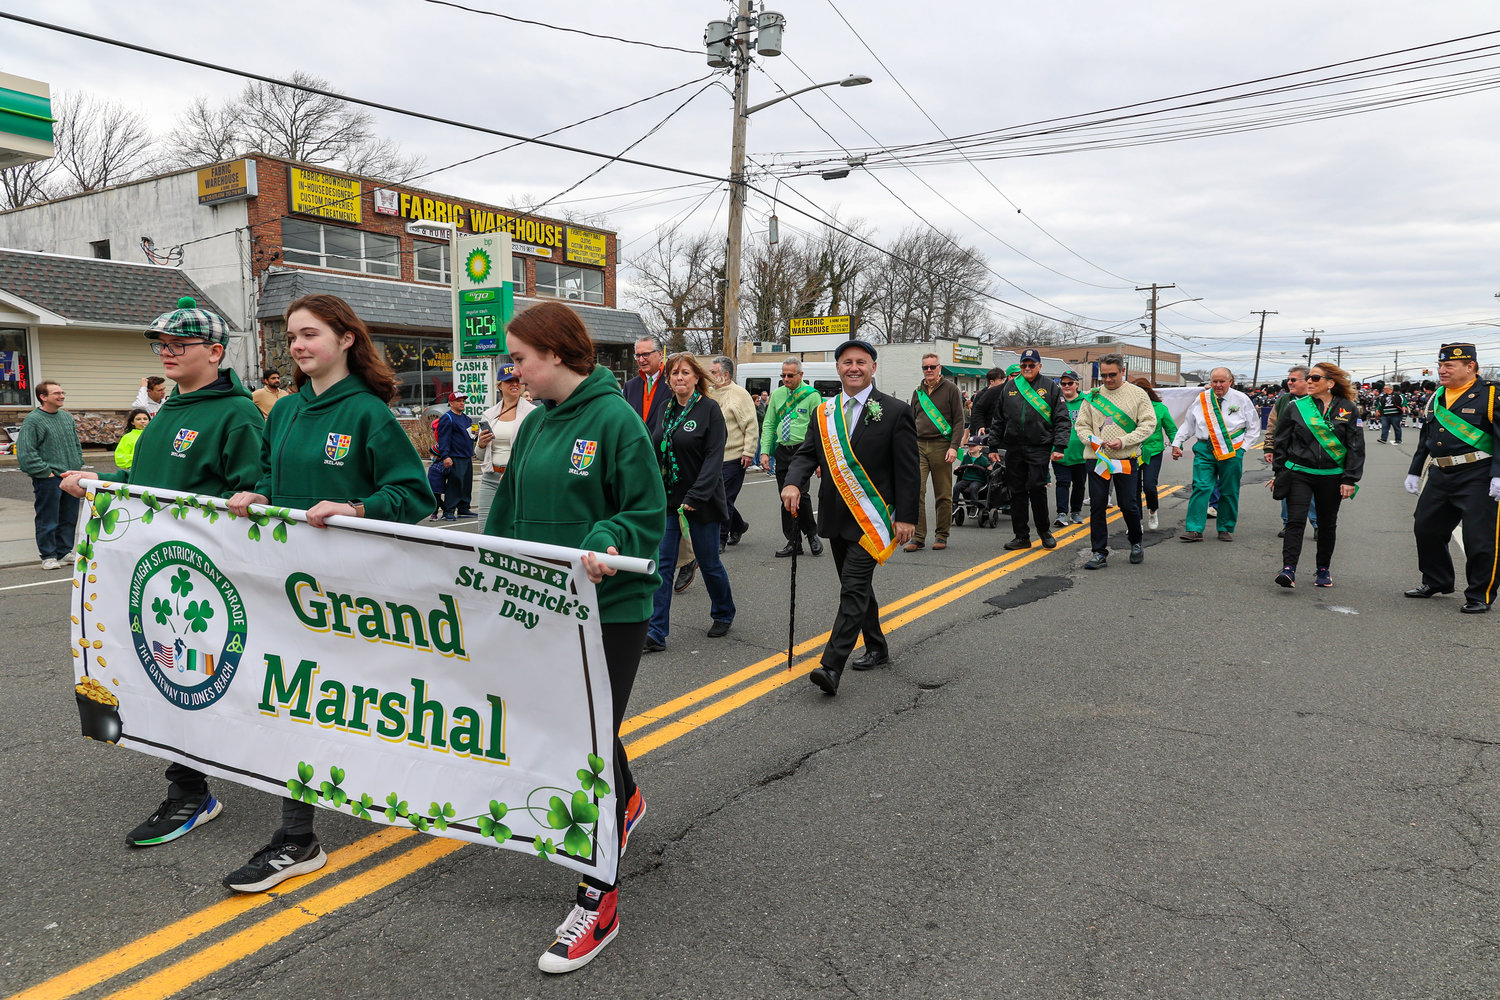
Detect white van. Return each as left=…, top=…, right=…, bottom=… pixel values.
left=736, top=362, right=847, bottom=401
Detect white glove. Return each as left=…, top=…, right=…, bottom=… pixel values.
left=1490, top=477, right=1500, bottom=502
left=1404, top=474, right=1421, bottom=495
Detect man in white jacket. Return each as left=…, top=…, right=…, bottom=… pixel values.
left=1171, top=368, right=1262, bottom=541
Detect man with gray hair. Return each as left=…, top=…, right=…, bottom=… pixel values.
left=1171, top=367, right=1262, bottom=541
left=709, top=355, right=757, bottom=548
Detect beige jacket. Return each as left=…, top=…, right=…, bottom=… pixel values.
left=1073, top=382, right=1158, bottom=460
left=709, top=381, right=758, bottom=461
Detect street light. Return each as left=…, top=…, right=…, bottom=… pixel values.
left=710, top=4, right=871, bottom=358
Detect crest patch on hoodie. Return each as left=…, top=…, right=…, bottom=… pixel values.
left=569, top=439, right=597, bottom=476
left=325, top=433, right=351, bottom=465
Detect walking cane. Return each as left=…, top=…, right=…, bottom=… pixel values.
left=786, top=540, right=797, bottom=670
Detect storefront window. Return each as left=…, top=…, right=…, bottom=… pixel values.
left=375, top=332, right=454, bottom=412
left=513, top=255, right=526, bottom=293
left=0, top=328, right=30, bottom=407
left=535, top=262, right=603, bottom=304
left=281, top=218, right=400, bottom=277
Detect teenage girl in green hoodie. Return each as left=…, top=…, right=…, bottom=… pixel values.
left=484, top=301, right=666, bottom=974
left=225, top=294, right=433, bottom=894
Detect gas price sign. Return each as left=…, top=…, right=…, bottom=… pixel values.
left=451, top=231, right=514, bottom=358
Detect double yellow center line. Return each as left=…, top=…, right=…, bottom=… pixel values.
left=10, top=489, right=1177, bottom=1000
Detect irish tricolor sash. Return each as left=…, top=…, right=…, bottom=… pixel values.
left=1200, top=390, right=1244, bottom=460
left=815, top=397, right=897, bottom=563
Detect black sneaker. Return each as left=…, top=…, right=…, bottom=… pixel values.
left=126, top=789, right=222, bottom=847
left=223, top=832, right=327, bottom=893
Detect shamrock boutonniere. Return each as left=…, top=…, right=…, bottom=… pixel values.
left=1228, top=405, right=1240, bottom=414
left=865, top=401, right=883, bottom=423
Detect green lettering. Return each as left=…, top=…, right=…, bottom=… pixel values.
left=315, top=679, right=348, bottom=727
left=285, top=572, right=329, bottom=630
left=406, top=678, right=447, bottom=749
left=484, top=693, right=507, bottom=762
left=327, top=592, right=357, bottom=636
left=385, top=601, right=427, bottom=647
left=348, top=685, right=378, bottom=733
left=354, top=597, right=390, bottom=640
left=376, top=690, right=408, bottom=739
left=258, top=654, right=317, bottom=720
left=449, top=706, right=483, bottom=757
left=429, top=594, right=466, bottom=658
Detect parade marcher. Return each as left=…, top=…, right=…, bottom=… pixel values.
left=1050, top=370, right=1088, bottom=527
left=16, top=381, right=83, bottom=570
left=625, top=337, right=696, bottom=591
left=1378, top=383, right=1406, bottom=445
left=646, top=354, right=735, bottom=651
left=63, top=295, right=263, bottom=849
left=131, top=375, right=168, bottom=415
left=114, top=409, right=151, bottom=471
left=1130, top=376, right=1178, bottom=531
left=759, top=358, right=823, bottom=558
left=434, top=390, right=477, bottom=520
left=907, top=352, right=966, bottom=551
left=225, top=294, right=434, bottom=893
left=1271, top=362, right=1363, bottom=589
left=783, top=339, right=918, bottom=694
left=1073, top=356, right=1156, bottom=569
left=1403, top=342, right=1500, bottom=613
left=1265, top=366, right=1319, bottom=539
left=251, top=370, right=291, bottom=418
left=475, top=362, right=536, bottom=518
left=986, top=349, right=1070, bottom=551
left=708, top=355, right=757, bottom=549
left=967, top=367, right=1005, bottom=436
left=1171, top=367, right=1261, bottom=542
left=484, top=301, right=664, bottom=972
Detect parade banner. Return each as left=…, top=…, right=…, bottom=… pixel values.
left=69, top=482, right=644, bottom=884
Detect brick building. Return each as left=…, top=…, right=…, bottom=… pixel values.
left=1003, top=339, right=1184, bottom=387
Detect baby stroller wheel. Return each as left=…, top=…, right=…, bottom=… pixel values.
left=954, top=507, right=966, bottom=527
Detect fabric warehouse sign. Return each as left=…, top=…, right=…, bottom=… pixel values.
left=70, top=483, right=619, bottom=882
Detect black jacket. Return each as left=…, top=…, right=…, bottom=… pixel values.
left=1409, top=378, right=1500, bottom=479
left=1272, top=395, right=1364, bottom=485
left=967, top=382, right=1003, bottom=434
left=785, top=390, right=920, bottom=541
left=653, top=394, right=728, bottom=523
left=985, top=375, right=1071, bottom=452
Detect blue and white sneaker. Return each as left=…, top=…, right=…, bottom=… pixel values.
left=127, top=790, right=222, bottom=847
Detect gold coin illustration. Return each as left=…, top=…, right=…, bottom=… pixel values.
left=95, top=622, right=105, bottom=632
left=92, top=639, right=103, bottom=649
left=96, top=656, right=107, bottom=667
left=87, top=574, right=97, bottom=583
left=112, top=678, right=120, bottom=686
left=72, top=648, right=79, bottom=658
left=83, top=603, right=93, bottom=612
left=77, top=638, right=90, bottom=648
left=71, top=615, right=80, bottom=624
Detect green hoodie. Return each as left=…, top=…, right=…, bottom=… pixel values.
left=255, top=373, right=433, bottom=523
left=485, top=365, right=667, bottom=623
left=98, top=370, right=263, bottom=497
left=1141, top=400, right=1179, bottom=461
left=1058, top=394, right=1087, bottom=465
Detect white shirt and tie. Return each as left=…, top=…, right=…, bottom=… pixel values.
left=841, top=384, right=875, bottom=431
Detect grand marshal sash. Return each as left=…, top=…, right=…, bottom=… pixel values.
left=1286, top=396, right=1346, bottom=474
left=815, top=397, right=896, bottom=563
left=1199, top=390, right=1244, bottom=460
left=1432, top=385, right=1495, bottom=453
left=1014, top=376, right=1051, bottom=421
left=915, top=389, right=952, bottom=437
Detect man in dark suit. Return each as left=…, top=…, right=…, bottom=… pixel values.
left=782, top=339, right=919, bottom=696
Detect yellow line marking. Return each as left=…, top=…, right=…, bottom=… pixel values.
left=8, top=826, right=413, bottom=1000
left=12, top=485, right=1181, bottom=1000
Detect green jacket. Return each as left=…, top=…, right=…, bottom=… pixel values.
left=16, top=407, right=83, bottom=479
left=255, top=374, right=433, bottom=523
left=1058, top=395, right=1087, bottom=465
left=1141, top=400, right=1178, bottom=461
left=485, top=365, right=667, bottom=624
left=98, top=370, right=263, bottom=496
left=759, top=381, right=820, bottom=454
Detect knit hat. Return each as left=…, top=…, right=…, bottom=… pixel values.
left=146, top=296, right=233, bottom=343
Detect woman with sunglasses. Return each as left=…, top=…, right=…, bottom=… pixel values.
left=1272, top=362, right=1363, bottom=588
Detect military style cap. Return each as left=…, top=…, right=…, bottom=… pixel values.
left=146, top=296, right=234, bottom=343
left=1439, top=343, right=1477, bottom=362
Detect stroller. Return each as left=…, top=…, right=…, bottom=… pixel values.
left=953, top=450, right=1010, bottom=529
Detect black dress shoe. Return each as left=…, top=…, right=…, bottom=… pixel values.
left=643, top=638, right=666, bottom=653
left=706, top=620, right=732, bottom=637
left=775, top=541, right=803, bottom=558
left=807, top=534, right=823, bottom=556
left=1462, top=600, right=1490, bottom=614
left=1003, top=536, right=1032, bottom=551
left=807, top=667, right=840, bottom=695
left=674, top=560, right=697, bottom=593
left=851, top=650, right=889, bottom=671
left=727, top=529, right=743, bottom=546
left=1404, top=584, right=1451, bottom=598
left=1040, top=533, right=1057, bottom=549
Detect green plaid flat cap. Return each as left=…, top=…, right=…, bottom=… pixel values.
left=145, top=296, right=235, bottom=342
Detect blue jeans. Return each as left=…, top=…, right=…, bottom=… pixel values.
left=33, top=476, right=80, bottom=561
left=650, top=514, right=735, bottom=643
left=1380, top=414, right=1402, bottom=443
left=1052, top=460, right=1086, bottom=515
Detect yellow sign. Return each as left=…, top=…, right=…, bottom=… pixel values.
left=393, top=191, right=563, bottom=249
left=289, top=167, right=361, bottom=224
left=566, top=227, right=607, bottom=266
left=197, top=159, right=256, bottom=204
left=789, top=315, right=851, bottom=337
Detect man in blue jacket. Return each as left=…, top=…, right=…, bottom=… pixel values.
left=436, top=390, right=476, bottom=520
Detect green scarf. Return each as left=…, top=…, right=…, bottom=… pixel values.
left=659, top=392, right=700, bottom=485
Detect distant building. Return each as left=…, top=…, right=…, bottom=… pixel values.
left=1003, top=338, right=1184, bottom=387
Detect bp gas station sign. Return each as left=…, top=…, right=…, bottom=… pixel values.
left=451, top=231, right=514, bottom=359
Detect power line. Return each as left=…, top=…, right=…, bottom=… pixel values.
left=419, top=0, right=700, bottom=55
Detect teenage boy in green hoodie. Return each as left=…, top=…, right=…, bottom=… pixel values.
left=63, top=296, right=264, bottom=849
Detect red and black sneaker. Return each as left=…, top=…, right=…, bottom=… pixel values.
left=538, top=884, right=619, bottom=974
left=620, top=787, right=645, bottom=856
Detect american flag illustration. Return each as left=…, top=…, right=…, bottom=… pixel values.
left=151, top=641, right=175, bottom=670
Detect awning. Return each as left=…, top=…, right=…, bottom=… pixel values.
left=942, top=364, right=988, bottom=378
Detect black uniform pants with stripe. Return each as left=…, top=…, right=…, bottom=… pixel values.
left=1413, top=462, right=1500, bottom=604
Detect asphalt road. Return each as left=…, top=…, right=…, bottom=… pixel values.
left=2, top=435, right=1495, bottom=1000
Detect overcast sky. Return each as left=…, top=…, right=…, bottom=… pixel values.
left=3, top=0, right=1498, bottom=381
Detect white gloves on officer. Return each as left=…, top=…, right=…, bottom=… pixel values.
left=1405, top=474, right=1422, bottom=495
left=1491, top=477, right=1500, bottom=501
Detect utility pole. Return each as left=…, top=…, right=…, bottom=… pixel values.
left=1331, top=345, right=1347, bottom=367
left=1303, top=328, right=1323, bottom=368
left=1136, top=282, right=1175, bottom=385
left=1249, top=309, right=1278, bottom=385
left=721, top=0, right=752, bottom=360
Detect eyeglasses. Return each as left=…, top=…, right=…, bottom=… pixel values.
left=1305, top=373, right=1327, bottom=383
left=151, top=340, right=210, bottom=356
left=633, top=350, right=659, bottom=360
left=921, top=364, right=939, bottom=371
left=1058, top=379, right=1077, bottom=386
left=1100, top=370, right=1122, bottom=378
left=1019, top=361, right=1039, bottom=368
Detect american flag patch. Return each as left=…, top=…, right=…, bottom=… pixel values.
left=151, top=641, right=175, bottom=670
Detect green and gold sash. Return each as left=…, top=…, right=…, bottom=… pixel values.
left=915, top=389, right=952, bottom=437
left=1287, top=396, right=1346, bottom=474
left=1086, top=389, right=1137, bottom=434
left=1432, top=386, right=1494, bottom=453
left=1015, top=376, right=1051, bottom=421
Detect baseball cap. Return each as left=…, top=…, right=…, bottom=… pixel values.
left=146, top=296, right=235, bottom=343
left=448, top=391, right=469, bottom=402
left=498, top=362, right=519, bottom=381
left=1020, top=349, right=1041, bottom=364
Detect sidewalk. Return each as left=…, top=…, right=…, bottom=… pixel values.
left=0, top=450, right=114, bottom=570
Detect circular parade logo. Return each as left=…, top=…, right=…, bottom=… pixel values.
left=128, top=542, right=248, bottom=710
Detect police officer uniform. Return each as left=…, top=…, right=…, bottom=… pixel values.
left=1405, top=343, right=1500, bottom=613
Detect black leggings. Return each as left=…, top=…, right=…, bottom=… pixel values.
left=1281, top=472, right=1344, bottom=570
left=281, top=620, right=647, bottom=894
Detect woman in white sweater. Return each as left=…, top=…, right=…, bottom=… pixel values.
left=475, top=362, right=537, bottom=518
